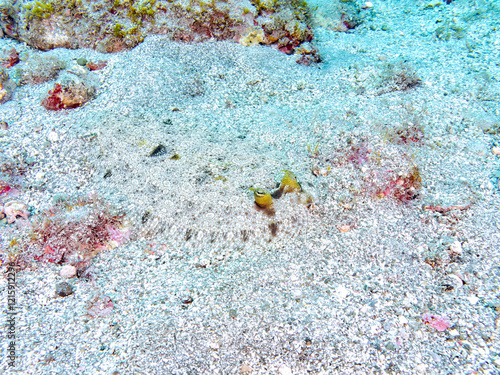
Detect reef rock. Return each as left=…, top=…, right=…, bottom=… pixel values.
left=1, top=0, right=314, bottom=54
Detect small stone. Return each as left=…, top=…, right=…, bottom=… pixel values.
left=278, top=365, right=292, bottom=375
left=480, top=333, right=491, bottom=342
left=447, top=274, right=464, bottom=288
left=448, top=329, right=459, bottom=337
left=48, top=131, right=59, bottom=142
left=60, top=265, right=77, bottom=279
left=209, top=341, right=219, bottom=350
left=415, top=364, right=427, bottom=373
left=196, top=257, right=209, bottom=268
left=149, top=144, right=168, bottom=157
left=449, top=241, right=462, bottom=255
left=492, top=146, right=500, bottom=156
left=468, top=295, right=479, bottom=305
left=76, top=57, right=88, bottom=66
left=385, top=342, right=396, bottom=351
left=338, top=224, right=351, bottom=232
left=0, top=120, right=8, bottom=130
left=335, top=285, right=349, bottom=300
left=56, top=282, right=74, bottom=297
left=181, top=295, right=193, bottom=304
left=43, top=353, right=55, bottom=363
left=240, top=364, right=252, bottom=373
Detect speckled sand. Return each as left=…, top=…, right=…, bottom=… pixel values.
left=1, top=1, right=500, bottom=374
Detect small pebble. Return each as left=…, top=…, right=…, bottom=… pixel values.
left=56, top=282, right=74, bottom=297
left=468, top=295, right=479, bottom=305
left=385, top=342, right=396, bottom=351
left=181, top=295, right=193, bottom=304
left=208, top=341, right=220, bottom=350
left=240, top=364, right=252, bottom=373
left=60, top=265, right=77, bottom=279
left=0, top=120, right=8, bottom=130
left=48, top=131, right=59, bottom=142
left=150, top=144, right=168, bottom=157
left=76, top=57, right=88, bottom=66
left=448, top=329, right=459, bottom=337
left=449, top=241, right=462, bottom=255
left=278, top=365, right=292, bottom=375
left=335, top=285, right=349, bottom=300
left=492, top=146, right=500, bottom=156
left=415, top=364, right=427, bottom=373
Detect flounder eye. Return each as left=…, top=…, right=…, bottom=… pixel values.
left=255, top=189, right=266, bottom=196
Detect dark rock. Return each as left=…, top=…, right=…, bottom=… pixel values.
left=181, top=295, right=193, bottom=305
left=56, top=282, right=73, bottom=297
left=150, top=144, right=168, bottom=157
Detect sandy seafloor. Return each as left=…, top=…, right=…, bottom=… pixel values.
left=1, top=1, right=500, bottom=374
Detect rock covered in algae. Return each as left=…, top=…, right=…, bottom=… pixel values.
left=0, top=66, right=15, bottom=103
left=3, top=0, right=314, bottom=54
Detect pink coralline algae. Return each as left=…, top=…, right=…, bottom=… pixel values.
left=376, top=166, right=422, bottom=202
left=20, top=196, right=128, bottom=271
left=346, top=144, right=371, bottom=166
left=42, top=81, right=96, bottom=111
left=86, top=60, right=107, bottom=71
left=422, top=313, right=450, bottom=331
left=95, top=225, right=131, bottom=251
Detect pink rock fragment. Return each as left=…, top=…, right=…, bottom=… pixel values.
left=3, top=201, right=29, bottom=223
left=422, top=313, right=450, bottom=331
